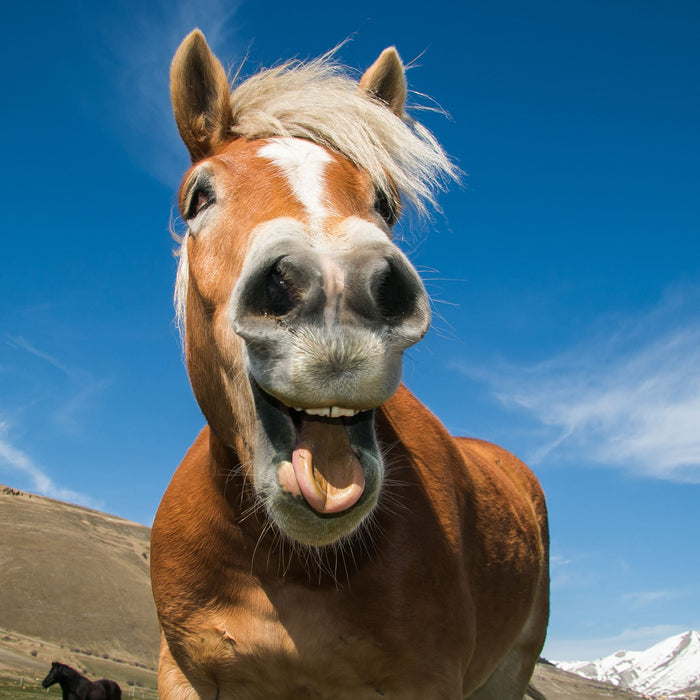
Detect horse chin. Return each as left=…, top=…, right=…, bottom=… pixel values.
left=249, top=378, right=383, bottom=547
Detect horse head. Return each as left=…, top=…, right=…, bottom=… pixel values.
left=42, top=661, right=63, bottom=688
left=170, top=31, right=455, bottom=547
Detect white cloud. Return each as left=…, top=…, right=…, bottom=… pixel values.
left=0, top=431, right=102, bottom=511
left=454, top=286, right=700, bottom=482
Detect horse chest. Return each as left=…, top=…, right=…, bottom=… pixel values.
left=185, top=575, right=468, bottom=699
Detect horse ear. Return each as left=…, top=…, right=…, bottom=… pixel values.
left=170, top=29, right=234, bottom=163
left=359, top=47, right=407, bottom=117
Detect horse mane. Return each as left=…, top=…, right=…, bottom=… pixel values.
left=224, top=50, right=458, bottom=215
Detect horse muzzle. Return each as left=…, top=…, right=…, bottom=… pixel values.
left=230, top=225, right=430, bottom=408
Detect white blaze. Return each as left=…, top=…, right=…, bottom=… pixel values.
left=258, top=137, right=332, bottom=230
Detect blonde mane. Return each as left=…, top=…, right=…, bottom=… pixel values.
left=225, top=52, right=457, bottom=214
left=175, top=51, right=458, bottom=332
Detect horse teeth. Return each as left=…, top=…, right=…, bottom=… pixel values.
left=300, top=406, right=360, bottom=418
left=306, top=407, right=331, bottom=417
left=331, top=406, right=359, bottom=418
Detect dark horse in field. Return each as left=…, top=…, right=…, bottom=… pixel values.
left=42, top=662, right=121, bottom=700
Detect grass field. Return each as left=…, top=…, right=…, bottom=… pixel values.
left=0, top=673, right=159, bottom=699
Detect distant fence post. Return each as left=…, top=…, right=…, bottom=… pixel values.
left=19, top=675, right=23, bottom=689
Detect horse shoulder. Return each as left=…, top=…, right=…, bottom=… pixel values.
left=455, top=436, right=548, bottom=534
left=380, top=384, right=547, bottom=550
left=378, top=383, right=547, bottom=600
left=452, top=434, right=549, bottom=624
left=378, top=385, right=549, bottom=692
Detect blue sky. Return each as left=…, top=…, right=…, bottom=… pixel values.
left=1, top=0, right=698, bottom=663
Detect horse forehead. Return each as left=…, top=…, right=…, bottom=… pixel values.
left=215, top=137, right=370, bottom=224
left=258, top=137, right=332, bottom=201
left=258, top=137, right=369, bottom=218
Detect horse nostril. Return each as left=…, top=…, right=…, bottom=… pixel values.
left=238, top=256, right=312, bottom=322
left=373, top=258, right=420, bottom=325
left=263, top=262, right=296, bottom=317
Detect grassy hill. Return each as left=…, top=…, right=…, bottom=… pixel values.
left=0, top=485, right=159, bottom=690
left=0, top=484, right=650, bottom=699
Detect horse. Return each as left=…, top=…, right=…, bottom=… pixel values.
left=150, top=29, right=549, bottom=699
left=41, top=662, right=121, bottom=700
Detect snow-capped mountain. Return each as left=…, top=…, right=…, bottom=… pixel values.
left=556, top=630, right=700, bottom=698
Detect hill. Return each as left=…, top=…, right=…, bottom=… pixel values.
left=0, top=484, right=160, bottom=689
left=0, top=483, right=652, bottom=699
left=531, top=662, right=650, bottom=699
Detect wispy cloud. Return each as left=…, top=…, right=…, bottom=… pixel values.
left=0, top=428, right=102, bottom=511
left=77, top=0, right=244, bottom=186
left=5, top=335, right=74, bottom=375
left=453, top=286, right=700, bottom=483
left=4, top=334, right=110, bottom=436
left=549, top=550, right=604, bottom=592
left=0, top=334, right=106, bottom=508
left=549, top=553, right=581, bottom=591
left=622, top=590, right=682, bottom=609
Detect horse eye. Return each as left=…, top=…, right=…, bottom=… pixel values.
left=182, top=170, right=217, bottom=222
left=185, top=185, right=216, bottom=220
left=192, top=189, right=215, bottom=218
left=374, top=189, right=399, bottom=227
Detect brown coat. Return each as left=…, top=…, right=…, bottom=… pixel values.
left=151, top=385, right=549, bottom=699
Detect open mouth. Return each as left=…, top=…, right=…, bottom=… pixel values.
left=282, top=407, right=367, bottom=514
left=250, top=379, right=383, bottom=543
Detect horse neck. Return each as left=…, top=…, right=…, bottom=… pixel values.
left=57, top=667, right=84, bottom=694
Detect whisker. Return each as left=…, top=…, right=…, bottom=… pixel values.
left=251, top=520, right=274, bottom=575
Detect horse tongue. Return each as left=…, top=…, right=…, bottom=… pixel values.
left=292, top=416, right=365, bottom=514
